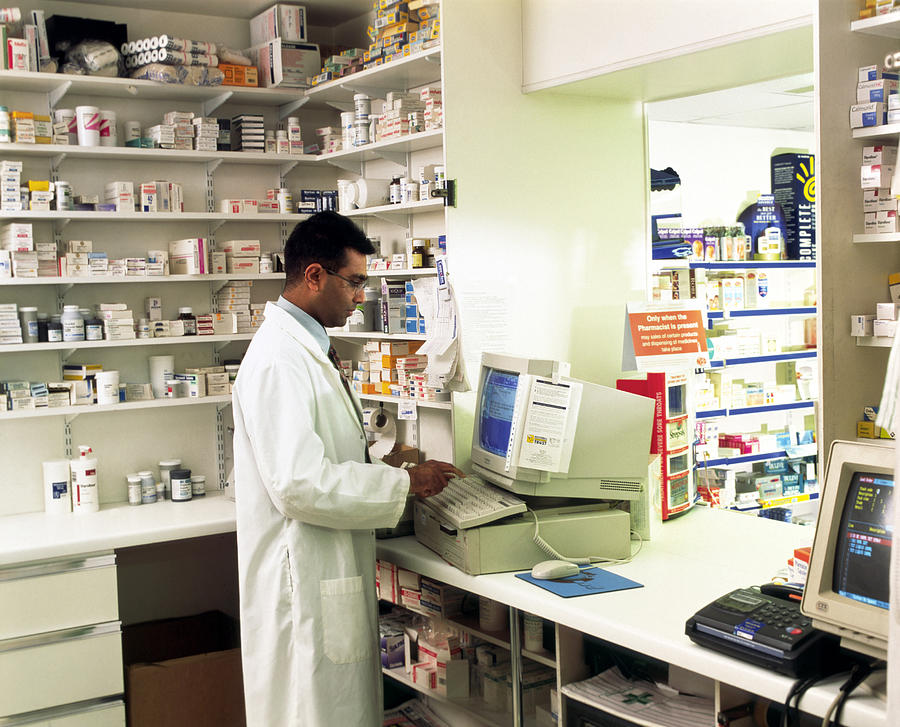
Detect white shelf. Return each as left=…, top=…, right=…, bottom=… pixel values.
left=851, top=12, right=900, bottom=37
left=851, top=123, right=900, bottom=140
left=327, top=329, right=428, bottom=340
left=853, top=232, right=900, bottom=243
left=319, top=129, right=444, bottom=167
left=0, top=394, right=232, bottom=421
left=366, top=268, right=437, bottom=278
left=2, top=333, right=254, bottom=353
left=856, top=335, right=895, bottom=347
left=359, top=393, right=451, bottom=410
left=305, top=47, right=442, bottom=104
left=0, top=211, right=308, bottom=223
left=0, top=274, right=284, bottom=286
left=0, top=142, right=319, bottom=166
left=382, top=666, right=508, bottom=727
left=344, top=198, right=445, bottom=218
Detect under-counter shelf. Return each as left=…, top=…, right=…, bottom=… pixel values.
left=382, top=666, right=509, bottom=727
left=0, top=142, right=319, bottom=166
left=2, top=332, right=254, bottom=353
left=305, top=47, right=442, bottom=105
left=0, top=273, right=285, bottom=286
left=0, top=394, right=232, bottom=421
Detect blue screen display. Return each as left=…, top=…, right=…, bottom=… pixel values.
left=479, top=368, right=519, bottom=458
left=834, top=472, right=893, bottom=610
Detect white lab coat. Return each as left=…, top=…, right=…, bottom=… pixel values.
left=233, top=302, right=410, bottom=726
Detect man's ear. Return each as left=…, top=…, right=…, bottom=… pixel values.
left=304, top=263, right=324, bottom=292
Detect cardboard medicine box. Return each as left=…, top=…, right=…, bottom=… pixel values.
left=250, top=3, right=308, bottom=45
left=771, top=153, right=816, bottom=260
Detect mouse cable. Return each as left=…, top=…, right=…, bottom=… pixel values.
left=526, top=508, right=643, bottom=567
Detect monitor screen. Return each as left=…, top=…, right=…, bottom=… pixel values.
left=833, top=471, right=893, bottom=610
left=478, top=367, right=519, bottom=459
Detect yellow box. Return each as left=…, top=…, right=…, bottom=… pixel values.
left=857, top=421, right=875, bottom=438
left=362, top=383, right=376, bottom=395
left=28, top=180, right=51, bottom=191
left=380, top=382, right=392, bottom=394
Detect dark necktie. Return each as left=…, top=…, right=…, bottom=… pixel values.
left=328, top=346, right=371, bottom=463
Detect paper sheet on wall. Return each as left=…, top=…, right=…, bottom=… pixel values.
left=412, top=276, right=469, bottom=393
left=516, top=379, right=582, bottom=472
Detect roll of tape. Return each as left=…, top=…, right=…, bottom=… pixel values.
left=362, top=407, right=396, bottom=459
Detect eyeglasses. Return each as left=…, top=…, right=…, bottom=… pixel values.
left=323, top=267, right=368, bottom=292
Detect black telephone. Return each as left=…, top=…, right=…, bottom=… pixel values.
left=685, top=585, right=842, bottom=677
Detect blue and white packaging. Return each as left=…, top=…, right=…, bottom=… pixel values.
left=859, top=65, right=899, bottom=82
left=850, top=102, right=886, bottom=128
left=771, top=153, right=816, bottom=260
left=858, top=79, right=899, bottom=103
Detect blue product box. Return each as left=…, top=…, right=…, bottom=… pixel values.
left=405, top=281, right=414, bottom=292
left=771, top=153, right=815, bottom=261
left=763, top=459, right=789, bottom=475
left=405, top=319, right=418, bottom=334
left=437, top=234, right=446, bottom=254
left=780, top=472, right=802, bottom=496
left=380, top=632, right=404, bottom=668
left=796, top=430, right=815, bottom=445
left=774, top=432, right=793, bottom=448
left=418, top=318, right=426, bottom=334
left=405, top=304, right=418, bottom=318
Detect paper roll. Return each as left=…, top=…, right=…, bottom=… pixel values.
left=362, top=407, right=397, bottom=459
left=43, top=459, right=72, bottom=515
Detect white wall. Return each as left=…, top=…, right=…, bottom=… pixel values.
left=648, top=121, right=815, bottom=225
left=442, top=0, right=648, bottom=466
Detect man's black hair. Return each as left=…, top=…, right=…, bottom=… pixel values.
left=283, top=211, right=374, bottom=288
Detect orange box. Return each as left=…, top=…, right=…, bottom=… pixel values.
left=362, top=383, right=376, bottom=395
left=220, top=64, right=259, bottom=87
left=380, top=382, right=392, bottom=394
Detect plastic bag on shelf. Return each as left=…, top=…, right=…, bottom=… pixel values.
left=216, top=45, right=252, bottom=66
left=129, top=63, right=224, bottom=86
left=65, top=40, right=122, bottom=76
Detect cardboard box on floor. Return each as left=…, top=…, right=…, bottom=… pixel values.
left=380, top=444, right=420, bottom=468
left=124, top=611, right=245, bottom=727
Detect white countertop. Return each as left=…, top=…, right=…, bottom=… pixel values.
left=376, top=507, right=887, bottom=727
left=0, top=491, right=236, bottom=567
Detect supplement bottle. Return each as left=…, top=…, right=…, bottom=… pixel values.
left=177, top=307, right=197, bottom=335
left=170, top=468, right=193, bottom=502
left=18, top=306, right=38, bottom=343
left=36, top=312, right=49, bottom=342
left=81, top=307, right=103, bottom=341
left=47, top=314, right=63, bottom=342
left=61, top=305, right=85, bottom=342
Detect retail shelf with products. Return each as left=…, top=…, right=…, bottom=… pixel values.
left=0, top=211, right=309, bottom=223
left=856, top=336, right=895, bottom=347
left=319, top=129, right=444, bottom=172
left=0, top=394, right=232, bottom=421
left=0, top=274, right=285, bottom=286
left=850, top=12, right=900, bottom=36
left=706, top=307, right=816, bottom=324
left=851, top=124, right=900, bottom=141
left=690, top=261, right=816, bottom=270
left=359, top=393, right=451, bottom=410
left=327, top=329, right=428, bottom=341
left=696, top=444, right=818, bottom=468
left=305, top=47, right=442, bottom=106
left=696, top=400, right=816, bottom=419
left=2, top=333, right=254, bottom=353
left=367, top=267, right=438, bottom=278
left=0, top=142, right=320, bottom=166
left=707, top=351, right=817, bottom=368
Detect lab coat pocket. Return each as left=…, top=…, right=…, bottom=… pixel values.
left=320, top=575, right=372, bottom=665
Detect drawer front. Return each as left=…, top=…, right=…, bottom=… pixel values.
left=0, top=557, right=118, bottom=640
left=1, top=699, right=125, bottom=727
left=0, top=630, right=123, bottom=716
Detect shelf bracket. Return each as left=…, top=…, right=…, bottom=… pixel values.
left=278, top=95, right=309, bottom=119
left=216, top=400, right=233, bottom=413
left=211, top=219, right=227, bottom=233
left=215, top=341, right=232, bottom=354
left=377, top=150, right=408, bottom=167
left=206, top=158, right=223, bottom=174
left=326, top=100, right=354, bottom=113
left=211, top=280, right=229, bottom=294
left=48, top=80, right=73, bottom=109
left=339, top=82, right=389, bottom=99
left=325, top=157, right=364, bottom=175
left=373, top=212, right=407, bottom=225
left=51, top=152, right=67, bottom=169
left=279, top=160, right=299, bottom=177
left=55, top=218, right=72, bottom=231
left=59, top=283, right=74, bottom=297
left=60, top=348, right=77, bottom=363
left=64, top=412, right=81, bottom=426
left=203, top=91, right=234, bottom=116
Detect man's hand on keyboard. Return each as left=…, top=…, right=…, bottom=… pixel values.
left=408, top=460, right=465, bottom=498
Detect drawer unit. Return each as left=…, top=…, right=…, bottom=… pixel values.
left=1, top=697, right=125, bottom=726
left=0, top=625, right=123, bottom=716
left=0, top=553, right=118, bottom=640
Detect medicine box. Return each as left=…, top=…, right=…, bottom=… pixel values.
left=252, top=39, right=321, bottom=89
left=858, top=78, right=899, bottom=103
left=864, top=187, right=893, bottom=211
left=863, top=145, right=898, bottom=165
left=859, top=65, right=900, bottom=82
left=850, top=102, right=886, bottom=128
left=862, top=163, right=895, bottom=189
left=250, top=3, right=308, bottom=45
left=874, top=318, right=897, bottom=337
left=876, top=208, right=898, bottom=232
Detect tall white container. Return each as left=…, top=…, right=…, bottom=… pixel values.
left=75, top=105, right=100, bottom=146
left=99, top=110, right=117, bottom=146
left=42, top=459, right=72, bottom=515
left=70, top=445, right=99, bottom=513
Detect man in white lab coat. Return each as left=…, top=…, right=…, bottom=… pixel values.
left=233, top=211, right=461, bottom=726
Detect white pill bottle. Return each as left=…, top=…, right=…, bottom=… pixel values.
left=71, top=445, right=99, bottom=514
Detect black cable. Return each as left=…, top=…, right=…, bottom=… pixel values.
left=829, top=659, right=883, bottom=727
left=781, top=675, right=819, bottom=727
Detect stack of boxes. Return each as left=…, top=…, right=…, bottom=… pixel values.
left=1, top=222, right=32, bottom=279
left=315, top=125, right=343, bottom=154
left=862, top=144, right=898, bottom=234
left=168, top=238, right=209, bottom=275
left=249, top=3, right=321, bottom=89
left=214, top=281, right=258, bottom=334
left=104, top=181, right=135, bottom=212
left=851, top=271, right=900, bottom=338
left=857, top=404, right=895, bottom=439
left=231, top=114, right=266, bottom=152
left=0, top=303, right=23, bottom=345
left=99, top=302, right=136, bottom=341
left=421, top=86, right=442, bottom=131
left=220, top=239, right=261, bottom=274
left=1, top=161, right=22, bottom=211
left=354, top=341, right=422, bottom=397
left=850, top=64, right=897, bottom=129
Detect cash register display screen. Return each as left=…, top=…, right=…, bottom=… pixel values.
left=479, top=368, right=519, bottom=458
left=833, top=471, right=893, bottom=610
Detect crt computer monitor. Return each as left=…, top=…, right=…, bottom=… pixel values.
left=470, top=352, right=655, bottom=500
left=801, top=439, right=894, bottom=660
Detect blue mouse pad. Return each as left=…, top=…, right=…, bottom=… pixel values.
left=515, top=567, right=643, bottom=598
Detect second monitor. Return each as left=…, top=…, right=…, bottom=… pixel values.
left=470, top=353, right=655, bottom=500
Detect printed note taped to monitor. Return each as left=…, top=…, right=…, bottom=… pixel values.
left=516, top=379, right=582, bottom=472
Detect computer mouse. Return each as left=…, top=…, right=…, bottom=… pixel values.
left=530, top=560, right=582, bottom=580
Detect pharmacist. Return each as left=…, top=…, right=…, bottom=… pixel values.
left=233, top=211, right=462, bottom=726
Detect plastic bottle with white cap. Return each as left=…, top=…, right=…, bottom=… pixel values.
left=71, top=445, right=99, bottom=514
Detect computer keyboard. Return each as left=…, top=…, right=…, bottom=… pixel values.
left=423, top=474, right=528, bottom=529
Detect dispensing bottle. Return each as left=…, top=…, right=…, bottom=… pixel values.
left=70, top=445, right=99, bottom=514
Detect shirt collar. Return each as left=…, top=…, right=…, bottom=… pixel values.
left=276, top=296, right=330, bottom=356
